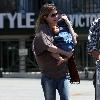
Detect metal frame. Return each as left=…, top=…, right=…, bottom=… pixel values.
left=96, top=60, right=100, bottom=100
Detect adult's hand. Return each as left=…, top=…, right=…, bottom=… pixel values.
left=66, top=51, right=73, bottom=59
left=91, top=51, right=100, bottom=60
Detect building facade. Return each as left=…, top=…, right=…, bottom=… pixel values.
left=0, top=0, right=100, bottom=75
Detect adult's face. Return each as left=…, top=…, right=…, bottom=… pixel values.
left=46, top=10, right=58, bottom=26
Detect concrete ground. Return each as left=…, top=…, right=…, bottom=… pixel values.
left=0, top=78, right=95, bottom=100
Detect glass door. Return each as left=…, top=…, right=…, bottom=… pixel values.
left=0, top=40, right=19, bottom=72
left=74, top=39, right=95, bottom=71
left=25, top=40, right=38, bottom=72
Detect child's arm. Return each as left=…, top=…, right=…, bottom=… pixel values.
left=67, top=24, right=78, bottom=44
left=61, top=14, right=78, bottom=44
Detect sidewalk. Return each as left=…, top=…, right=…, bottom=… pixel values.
left=0, top=78, right=95, bottom=100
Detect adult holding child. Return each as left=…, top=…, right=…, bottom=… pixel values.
left=32, top=3, right=79, bottom=100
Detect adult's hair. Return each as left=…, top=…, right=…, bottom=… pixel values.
left=35, top=3, right=57, bottom=32
left=40, top=0, right=54, bottom=7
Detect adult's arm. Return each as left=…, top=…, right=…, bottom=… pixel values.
left=87, top=18, right=100, bottom=60
left=48, top=45, right=73, bottom=59
left=33, top=31, right=72, bottom=58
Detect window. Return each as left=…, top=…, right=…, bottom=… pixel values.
left=0, top=0, right=16, bottom=13
left=54, top=0, right=100, bottom=14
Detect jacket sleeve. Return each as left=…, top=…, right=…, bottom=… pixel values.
left=87, top=19, right=99, bottom=53
left=32, top=32, right=53, bottom=56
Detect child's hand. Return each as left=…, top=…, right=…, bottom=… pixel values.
left=61, top=14, right=71, bottom=25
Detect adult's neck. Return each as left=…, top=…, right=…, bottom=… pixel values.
left=48, top=23, right=57, bottom=29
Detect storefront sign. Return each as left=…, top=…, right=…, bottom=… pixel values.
left=69, top=13, right=100, bottom=27
left=0, top=13, right=35, bottom=29
left=0, top=12, right=100, bottom=29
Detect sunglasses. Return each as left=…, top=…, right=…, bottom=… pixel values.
left=50, top=13, right=58, bottom=17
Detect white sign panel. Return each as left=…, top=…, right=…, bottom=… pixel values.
left=0, top=13, right=35, bottom=29
left=69, top=13, right=100, bottom=27
left=0, top=12, right=100, bottom=28
left=19, top=49, right=28, bottom=56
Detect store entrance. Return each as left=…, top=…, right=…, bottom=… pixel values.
left=74, top=35, right=95, bottom=71
left=0, top=40, right=19, bottom=72
left=0, top=37, right=38, bottom=73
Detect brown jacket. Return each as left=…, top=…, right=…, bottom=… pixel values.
left=33, top=24, right=68, bottom=78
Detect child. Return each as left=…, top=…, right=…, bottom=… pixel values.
left=51, top=15, right=78, bottom=65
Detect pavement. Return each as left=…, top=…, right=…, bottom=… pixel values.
left=0, top=78, right=95, bottom=100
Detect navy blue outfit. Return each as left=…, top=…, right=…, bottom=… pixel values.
left=54, top=20, right=74, bottom=52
